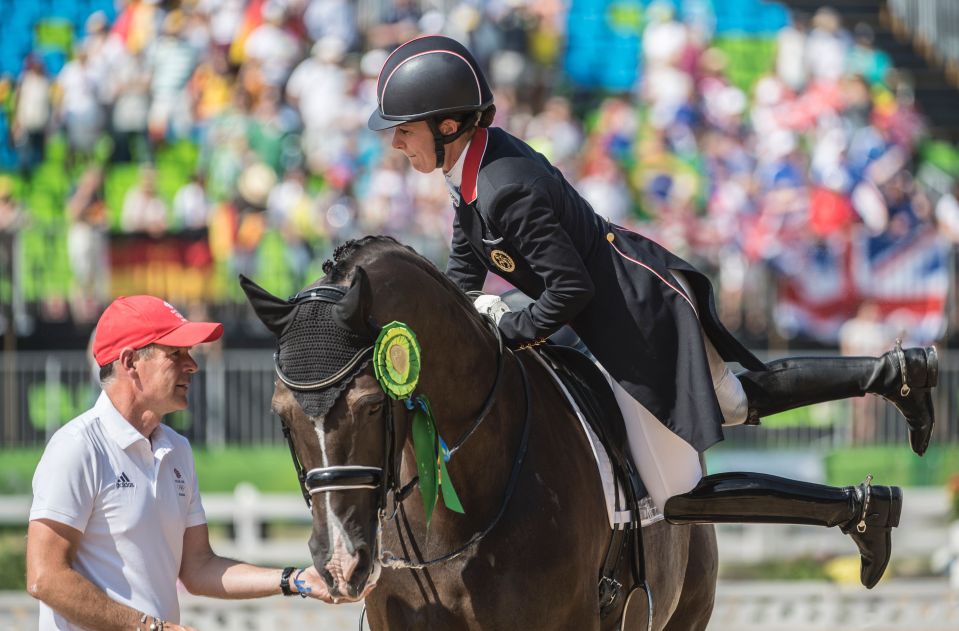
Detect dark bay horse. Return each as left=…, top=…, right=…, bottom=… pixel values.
left=242, top=236, right=717, bottom=630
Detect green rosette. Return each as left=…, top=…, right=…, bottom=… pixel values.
left=373, top=321, right=421, bottom=400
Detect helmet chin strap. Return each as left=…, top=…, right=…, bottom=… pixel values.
left=427, top=111, right=482, bottom=171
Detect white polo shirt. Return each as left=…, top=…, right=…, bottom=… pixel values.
left=30, top=391, right=206, bottom=630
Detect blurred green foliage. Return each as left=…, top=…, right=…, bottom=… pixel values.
left=719, top=556, right=830, bottom=581
left=0, top=446, right=298, bottom=494
left=0, top=531, right=26, bottom=591
left=824, top=444, right=959, bottom=487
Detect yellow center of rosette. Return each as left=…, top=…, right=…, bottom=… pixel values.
left=373, top=322, right=422, bottom=399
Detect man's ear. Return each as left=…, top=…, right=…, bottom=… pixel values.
left=118, top=348, right=138, bottom=373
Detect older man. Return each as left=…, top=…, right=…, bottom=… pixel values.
left=26, top=295, right=329, bottom=631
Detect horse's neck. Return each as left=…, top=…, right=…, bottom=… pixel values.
left=368, top=256, right=499, bottom=427
left=369, top=260, right=521, bottom=532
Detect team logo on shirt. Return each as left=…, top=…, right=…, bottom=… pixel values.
left=490, top=250, right=515, bottom=273
left=115, top=472, right=135, bottom=489
left=173, top=468, right=186, bottom=497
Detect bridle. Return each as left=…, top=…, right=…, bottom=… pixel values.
left=275, top=294, right=531, bottom=568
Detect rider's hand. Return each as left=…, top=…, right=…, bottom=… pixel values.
left=473, top=294, right=510, bottom=325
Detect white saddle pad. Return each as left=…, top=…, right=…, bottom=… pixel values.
left=531, top=353, right=664, bottom=529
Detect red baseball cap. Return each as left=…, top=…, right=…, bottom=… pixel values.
left=93, top=296, right=224, bottom=366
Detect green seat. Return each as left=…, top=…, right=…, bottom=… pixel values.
left=20, top=224, right=71, bottom=301
left=712, top=37, right=777, bottom=94
left=34, top=17, right=74, bottom=53
left=155, top=140, right=200, bottom=203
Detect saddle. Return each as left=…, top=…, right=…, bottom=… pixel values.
left=533, top=343, right=651, bottom=618
left=496, top=290, right=651, bottom=617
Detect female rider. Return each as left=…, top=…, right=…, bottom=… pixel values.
left=368, top=35, right=937, bottom=589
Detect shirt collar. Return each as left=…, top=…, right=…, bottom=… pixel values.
left=444, top=138, right=470, bottom=190
left=96, top=390, right=171, bottom=453
left=443, top=128, right=490, bottom=206
left=444, top=138, right=471, bottom=205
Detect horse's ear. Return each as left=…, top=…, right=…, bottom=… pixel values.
left=239, top=274, right=296, bottom=338
left=334, top=266, right=376, bottom=335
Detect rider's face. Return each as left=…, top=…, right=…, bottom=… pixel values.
left=391, top=121, right=438, bottom=173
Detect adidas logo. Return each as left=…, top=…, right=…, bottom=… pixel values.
left=115, top=472, right=135, bottom=489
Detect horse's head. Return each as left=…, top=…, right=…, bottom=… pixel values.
left=242, top=265, right=390, bottom=601
left=242, top=237, right=494, bottom=601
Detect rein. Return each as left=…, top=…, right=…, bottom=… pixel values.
left=380, top=350, right=531, bottom=569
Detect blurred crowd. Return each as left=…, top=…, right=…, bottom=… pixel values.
left=1, top=0, right=959, bottom=348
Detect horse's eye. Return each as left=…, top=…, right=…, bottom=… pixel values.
left=368, top=402, right=383, bottom=414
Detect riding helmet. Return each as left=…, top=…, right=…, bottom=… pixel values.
left=368, top=35, right=495, bottom=131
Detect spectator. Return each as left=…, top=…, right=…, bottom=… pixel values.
left=847, top=23, right=892, bottom=86
left=105, top=50, right=151, bottom=163
left=0, top=176, right=25, bottom=234
left=12, top=56, right=51, bottom=176
left=121, top=166, right=168, bottom=235
left=147, top=11, right=198, bottom=143
left=804, top=7, right=850, bottom=83
left=173, top=173, right=210, bottom=230
left=66, top=167, right=109, bottom=323
left=775, top=12, right=807, bottom=91
left=242, top=2, right=302, bottom=90
left=303, top=0, right=358, bottom=51
left=55, top=48, right=104, bottom=166
left=286, top=37, right=351, bottom=174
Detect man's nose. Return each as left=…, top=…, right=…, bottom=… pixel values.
left=391, top=130, right=402, bottom=149
left=184, top=354, right=198, bottom=374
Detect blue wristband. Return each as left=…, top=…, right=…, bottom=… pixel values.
left=293, top=568, right=311, bottom=598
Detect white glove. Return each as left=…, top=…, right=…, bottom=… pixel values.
left=473, top=293, right=511, bottom=325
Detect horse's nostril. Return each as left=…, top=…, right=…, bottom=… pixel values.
left=319, top=567, right=336, bottom=590
left=346, top=581, right=362, bottom=599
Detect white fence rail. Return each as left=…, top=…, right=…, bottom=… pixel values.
left=4, top=485, right=957, bottom=567
left=1, top=582, right=956, bottom=630
left=0, top=483, right=313, bottom=565
left=709, top=580, right=959, bottom=630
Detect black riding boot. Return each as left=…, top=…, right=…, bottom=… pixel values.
left=737, top=343, right=938, bottom=456
left=663, top=472, right=902, bottom=589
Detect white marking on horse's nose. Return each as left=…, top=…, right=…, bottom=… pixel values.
left=316, top=424, right=363, bottom=588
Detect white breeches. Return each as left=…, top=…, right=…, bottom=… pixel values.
left=600, top=270, right=749, bottom=511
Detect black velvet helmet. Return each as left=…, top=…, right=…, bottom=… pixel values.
left=368, top=35, right=495, bottom=168
left=368, top=35, right=494, bottom=131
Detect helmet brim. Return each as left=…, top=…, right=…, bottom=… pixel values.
left=368, top=109, right=404, bottom=131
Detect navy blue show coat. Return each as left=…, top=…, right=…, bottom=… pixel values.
left=445, top=127, right=767, bottom=452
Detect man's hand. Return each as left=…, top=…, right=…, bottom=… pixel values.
left=294, top=566, right=334, bottom=603
left=294, top=566, right=379, bottom=603
left=473, top=293, right=510, bottom=325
